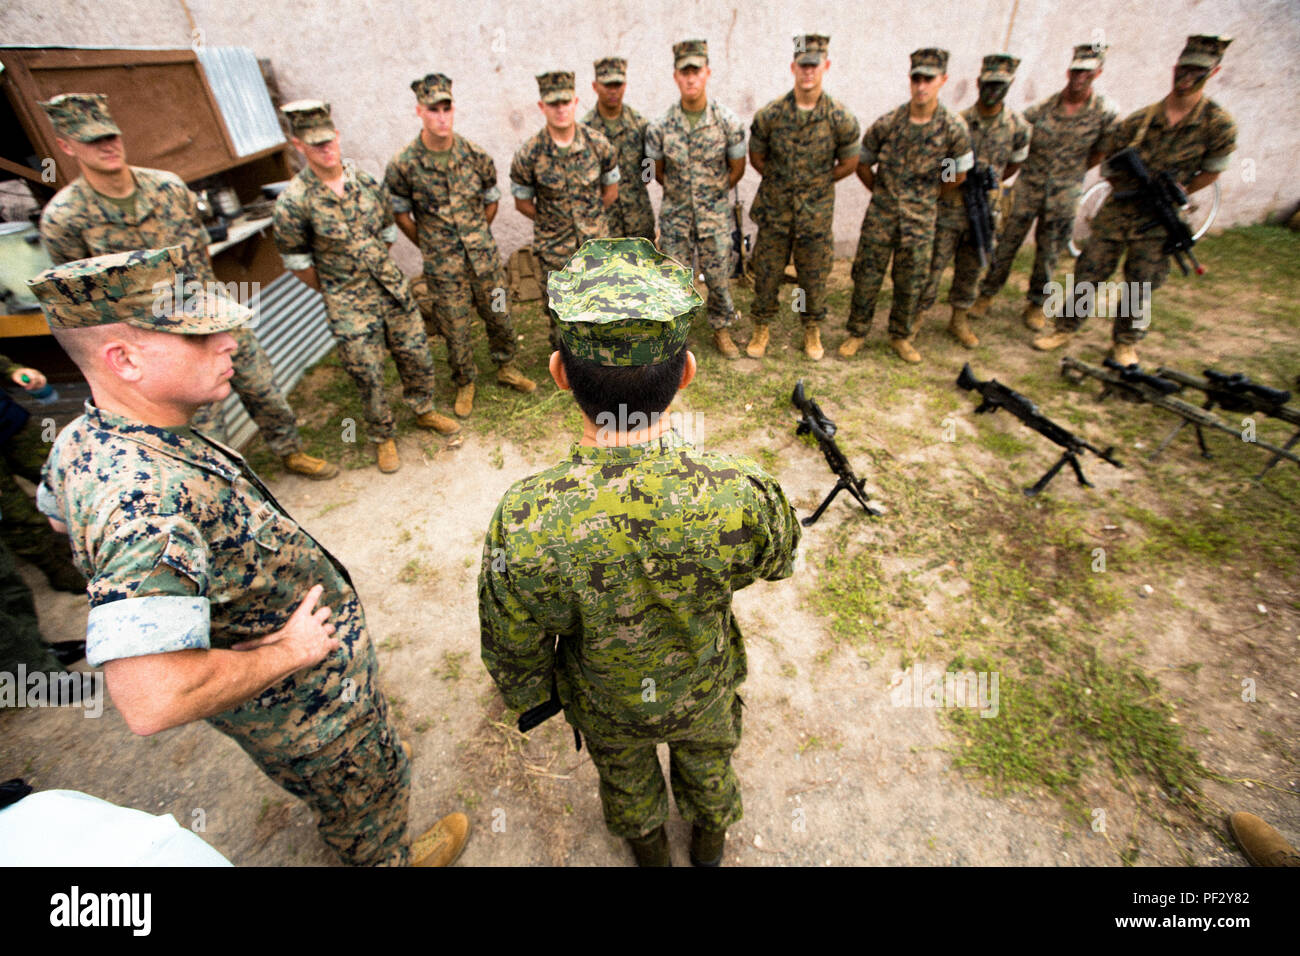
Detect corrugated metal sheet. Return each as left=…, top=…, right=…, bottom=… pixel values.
left=214, top=272, right=335, bottom=450
left=196, top=46, right=285, bottom=157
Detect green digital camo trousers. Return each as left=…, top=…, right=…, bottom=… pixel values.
left=658, top=228, right=737, bottom=330
left=0, top=536, right=62, bottom=674
left=579, top=692, right=744, bottom=839
left=848, top=228, right=933, bottom=340
left=917, top=222, right=985, bottom=314
left=426, top=252, right=518, bottom=387
left=1, top=416, right=82, bottom=590
left=330, top=302, right=438, bottom=443
left=192, top=325, right=302, bottom=457
left=257, top=691, right=411, bottom=866
left=977, top=180, right=1073, bottom=306
left=750, top=225, right=833, bottom=327
left=1056, top=202, right=1164, bottom=345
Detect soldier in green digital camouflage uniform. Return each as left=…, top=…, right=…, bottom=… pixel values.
left=841, top=48, right=972, bottom=364
left=747, top=33, right=860, bottom=361
left=29, top=246, right=469, bottom=867
left=479, top=238, right=801, bottom=866
left=274, top=100, right=460, bottom=474
left=645, top=39, right=748, bottom=359
left=915, top=54, right=1031, bottom=349
left=1033, top=35, right=1237, bottom=366
left=510, top=71, right=620, bottom=349
left=37, top=93, right=337, bottom=481
left=970, top=44, right=1118, bottom=330
left=583, top=57, right=656, bottom=241
left=386, top=73, right=536, bottom=419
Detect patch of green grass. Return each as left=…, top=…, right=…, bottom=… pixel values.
left=397, top=558, right=439, bottom=586
left=437, top=650, right=470, bottom=682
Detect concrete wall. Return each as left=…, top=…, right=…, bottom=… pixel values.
left=5, top=0, right=1297, bottom=267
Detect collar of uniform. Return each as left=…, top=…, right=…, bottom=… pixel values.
left=303, top=159, right=358, bottom=202
left=543, top=122, right=592, bottom=155
left=966, top=104, right=1008, bottom=132
left=1151, top=95, right=1209, bottom=131
left=568, top=427, right=689, bottom=462
left=81, top=399, right=245, bottom=483
left=414, top=131, right=464, bottom=170
left=1052, top=90, right=1096, bottom=115
left=782, top=89, right=827, bottom=118
left=670, top=100, right=717, bottom=129
left=78, top=166, right=158, bottom=224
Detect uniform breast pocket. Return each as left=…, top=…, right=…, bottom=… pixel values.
left=536, top=166, right=567, bottom=201
left=249, top=502, right=300, bottom=555
left=314, top=218, right=351, bottom=248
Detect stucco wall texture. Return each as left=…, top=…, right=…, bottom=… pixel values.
left=4, top=0, right=1297, bottom=269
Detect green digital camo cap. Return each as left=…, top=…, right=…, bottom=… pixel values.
left=39, top=93, right=121, bottom=142
left=594, top=57, right=627, bottom=83
left=536, top=71, right=575, bottom=103
left=549, top=238, right=702, bottom=366
left=27, top=247, right=253, bottom=334
left=412, top=72, right=453, bottom=105
left=910, top=48, right=949, bottom=77
left=673, top=39, right=708, bottom=70
left=281, top=99, right=337, bottom=145
left=1070, top=43, right=1107, bottom=70
left=1178, top=34, right=1232, bottom=69
left=794, top=34, right=830, bottom=66
left=979, top=53, right=1020, bottom=82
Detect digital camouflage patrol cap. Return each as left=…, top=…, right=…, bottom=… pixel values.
left=39, top=93, right=121, bottom=143
left=794, top=34, right=830, bottom=66
left=979, top=53, right=1020, bottom=82
left=280, top=99, right=337, bottom=145
left=1178, top=35, right=1232, bottom=69
left=412, top=73, right=453, bottom=105
left=27, top=247, right=252, bottom=334
left=594, top=57, right=627, bottom=84
left=549, top=238, right=702, bottom=366
left=673, top=39, right=708, bottom=70
left=536, top=71, right=575, bottom=103
left=909, top=48, right=949, bottom=77
left=1070, top=43, right=1107, bottom=70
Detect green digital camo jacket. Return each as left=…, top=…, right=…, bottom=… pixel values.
left=478, top=431, right=801, bottom=741
left=936, top=102, right=1032, bottom=229
left=509, top=124, right=621, bottom=268
left=858, top=102, right=973, bottom=245
left=645, top=100, right=747, bottom=238
left=1018, top=91, right=1119, bottom=218
left=37, top=403, right=377, bottom=761
left=581, top=104, right=656, bottom=239
left=384, top=132, right=503, bottom=277
left=749, top=90, right=861, bottom=236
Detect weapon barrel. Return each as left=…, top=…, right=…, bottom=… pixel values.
left=1157, top=367, right=1300, bottom=426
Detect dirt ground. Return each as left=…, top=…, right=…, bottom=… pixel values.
left=2, top=238, right=1297, bottom=867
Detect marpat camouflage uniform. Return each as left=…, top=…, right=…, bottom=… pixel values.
left=385, top=133, right=517, bottom=386
left=749, top=90, right=860, bottom=328
left=274, top=161, right=440, bottom=441
left=582, top=104, right=655, bottom=241
left=917, top=101, right=1031, bottom=313
left=976, top=92, right=1118, bottom=306
left=39, top=168, right=304, bottom=455
left=645, top=101, right=747, bottom=329
left=848, top=103, right=973, bottom=339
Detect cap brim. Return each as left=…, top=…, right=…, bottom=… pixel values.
left=299, top=128, right=338, bottom=145
left=541, top=92, right=574, bottom=103
left=1070, top=58, right=1102, bottom=70
left=1177, top=54, right=1218, bottom=69
left=132, top=289, right=254, bottom=335
left=675, top=56, right=708, bottom=69
left=595, top=73, right=626, bottom=84
left=910, top=67, right=941, bottom=77
left=68, top=122, right=122, bottom=143
left=795, top=53, right=826, bottom=66
left=979, top=72, right=1012, bottom=82
left=418, top=94, right=453, bottom=105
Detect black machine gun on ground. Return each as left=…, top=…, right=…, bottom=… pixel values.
left=957, top=363, right=1123, bottom=496
left=1153, top=366, right=1300, bottom=479
left=962, top=160, right=999, bottom=270
left=1107, top=146, right=1204, bottom=277
left=791, top=380, right=883, bottom=525
left=1060, top=357, right=1300, bottom=479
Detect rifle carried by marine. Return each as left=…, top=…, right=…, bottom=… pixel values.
left=1106, top=146, right=1205, bottom=277
left=961, top=151, right=998, bottom=270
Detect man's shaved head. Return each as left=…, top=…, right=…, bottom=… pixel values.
left=52, top=322, right=140, bottom=374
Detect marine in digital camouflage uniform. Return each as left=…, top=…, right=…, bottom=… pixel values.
left=29, top=247, right=468, bottom=867
left=510, top=71, right=621, bottom=349
left=842, top=48, right=973, bottom=363
left=645, top=39, right=748, bottom=358
left=971, top=45, right=1118, bottom=329
left=386, top=73, right=534, bottom=419
left=1034, top=35, right=1237, bottom=365
left=37, top=93, right=336, bottom=481
left=479, top=238, right=801, bottom=866
left=747, top=34, right=860, bottom=361
left=582, top=57, right=656, bottom=241
left=915, top=54, right=1031, bottom=348
left=274, top=100, right=459, bottom=473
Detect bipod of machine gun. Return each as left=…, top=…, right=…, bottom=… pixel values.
left=791, top=380, right=883, bottom=526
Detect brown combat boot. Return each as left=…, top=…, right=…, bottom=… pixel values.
left=282, top=451, right=339, bottom=481
left=1032, top=329, right=1073, bottom=351
left=745, top=324, right=770, bottom=358
left=1022, top=301, right=1047, bottom=331
left=689, top=825, right=727, bottom=867
left=837, top=335, right=865, bottom=358
left=415, top=409, right=461, bottom=434
left=713, top=328, right=740, bottom=360
left=947, top=308, right=979, bottom=349
left=803, top=325, right=824, bottom=361
left=375, top=439, right=400, bottom=474
left=890, top=337, right=922, bottom=364
left=628, top=825, right=671, bottom=867
left=1229, top=812, right=1300, bottom=867
left=410, top=812, right=470, bottom=867
left=1109, top=343, right=1140, bottom=367
left=496, top=363, right=537, bottom=393
left=453, top=383, right=475, bottom=417
left=969, top=294, right=994, bottom=320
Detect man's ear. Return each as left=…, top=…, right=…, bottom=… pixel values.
left=102, top=335, right=144, bottom=383
left=678, top=350, right=697, bottom=390
left=55, top=137, right=75, bottom=159
left=549, top=350, right=570, bottom=391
